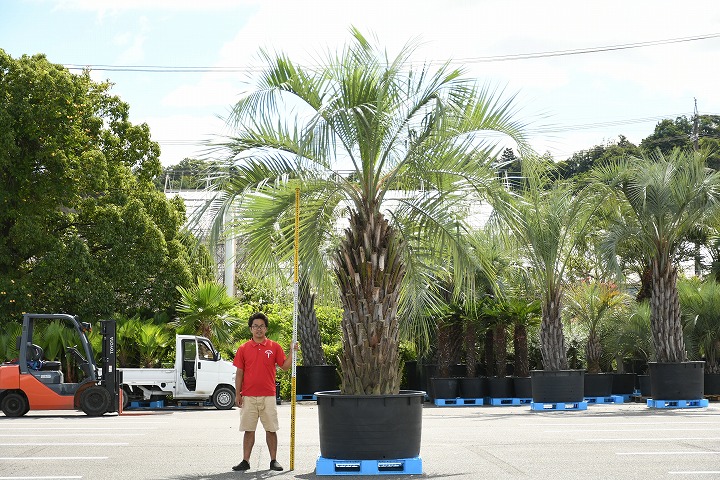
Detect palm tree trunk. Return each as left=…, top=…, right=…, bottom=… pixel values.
left=484, top=328, right=494, bottom=376
left=334, top=210, right=405, bottom=395
left=297, top=279, right=327, bottom=366
left=513, top=322, right=529, bottom=377
left=464, top=320, right=477, bottom=377
left=650, top=258, right=687, bottom=363
left=586, top=329, right=602, bottom=373
left=540, top=288, right=568, bottom=370
left=493, top=323, right=507, bottom=377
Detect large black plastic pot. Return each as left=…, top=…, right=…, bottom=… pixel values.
left=430, top=378, right=459, bottom=400
left=638, top=375, right=651, bottom=396
left=611, top=373, right=636, bottom=395
left=512, top=376, right=532, bottom=398
left=530, top=370, right=584, bottom=403
left=584, top=373, right=613, bottom=397
left=401, top=361, right=421, bottom=391
left=705, top=373, right=720, bottom=395
left=648, top=361, right=704, bottom=400
left=458, top=377, right=486, bottom=398
left=316, top=390, right=424, bottom=460
left=296, top=365, right=338, bottom=396
left=487, top=376, right=514, bottom=398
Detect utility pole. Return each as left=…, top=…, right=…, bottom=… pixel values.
left=692, top=98, right=702, bottom=276
left=692, top=98, right=699, bottom=152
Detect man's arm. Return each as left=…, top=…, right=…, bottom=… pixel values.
left=235, top=367, right=244, bottom=407
left=279, top=342, right=299, bottom=371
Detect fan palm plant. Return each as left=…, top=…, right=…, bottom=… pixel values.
left=211, top=29, right=528, bottom=395
left=678, top=278, right=720, bottom=373
left=595, top=148, right=720, bottom=363
left=174, top=280, right=240, bottom=349
left=492, top=156, right=605, bottom=371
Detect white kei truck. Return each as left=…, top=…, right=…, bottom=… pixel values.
left=119, top=335, right=236, bottom=410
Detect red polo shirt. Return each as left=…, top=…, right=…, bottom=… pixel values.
left=233, top=338, right=287, bottom=396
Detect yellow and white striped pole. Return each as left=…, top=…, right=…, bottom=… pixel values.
left=290, top=187, right=299, bottom=470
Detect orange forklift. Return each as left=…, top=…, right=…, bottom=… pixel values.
left=0, top=313, right=119, bottom=417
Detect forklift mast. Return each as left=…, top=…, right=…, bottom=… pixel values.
left=100, top=319, right=119, bottom=413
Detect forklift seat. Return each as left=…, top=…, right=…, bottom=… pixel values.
left=26, top=343, right=61, bottom=371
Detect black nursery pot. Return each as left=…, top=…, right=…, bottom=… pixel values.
left=705, top=374, right=720, bottom=396
left=296, top=365, right=339, bottom=395
left=512, top=376, right=532, bottom=398
left=316, top=390, right=424, bottom=460
left=611, top=373, right=636, bottom=395
left=530, top=370, right=584, bottom=403
left=458, top=377, right=486, bottom=398
left=583, top=373, right=613, bottom=397
left=487, top=376, right=514, bottom=398
left=648, top=361, right=704, bottom=400
left=430, top=377, right=459, bottom=400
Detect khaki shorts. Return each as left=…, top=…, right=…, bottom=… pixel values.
left=239, top=396, right=279, bottom=432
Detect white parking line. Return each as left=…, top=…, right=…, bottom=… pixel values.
left=670, top=471, right=720, bottom=475
left=0, top=443, right=128, bottom=446
left=0, top=433, right=145, bottom=437
left=0, top=427, right=154, bottom=430
left=546, top=428, right=720, bottom=432
left=0, top=457, right=107, bottom=461
left=578, top=437, right=720, bottom=442
left=0, top=477, right=82, bottom=479
left=617, top=451, right=720, bottom=455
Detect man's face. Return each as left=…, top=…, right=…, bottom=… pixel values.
left=250, top=320, right=267, bottom=341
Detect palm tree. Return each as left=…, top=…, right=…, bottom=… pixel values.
left=492, top=155, right=605, bottom=371
left=174, top=280, right=240, bottom=349
left=596, top=148, right=720, bottom=363
left=212, top=29, right=527, bottom=395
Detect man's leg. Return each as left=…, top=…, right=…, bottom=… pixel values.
left=266, top=431, right=278, bottom=459
left=243, top=431, right=256, bottom=461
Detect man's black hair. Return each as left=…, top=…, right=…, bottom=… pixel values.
left=248, top=312, right=269, bottom=328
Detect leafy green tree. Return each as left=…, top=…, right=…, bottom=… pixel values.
left=596, top=149, right=720, bottom=363
left=0, top=49, right=207, bottom=320
left=155, top=157, right=223, bottom=191
left=640, top=115, right=720, bottom=169
left=558, top=135, right=640, bottom=180
left=212, top=29, right=527, bottom=394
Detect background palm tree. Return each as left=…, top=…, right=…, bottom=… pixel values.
left=174, top=280, right=240, bottom=348
left=597, top=148, right=720, bottom=363
left=212, top=28, right=528, bottom=395
left=492, top=156, right=605, bottom=371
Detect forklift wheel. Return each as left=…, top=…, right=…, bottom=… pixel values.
left=79, top=385, right=112, bottom=416
left=1, top=391, right=29, bottom=417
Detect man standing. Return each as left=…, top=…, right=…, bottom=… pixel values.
left=232, top=312, right=297, bottom=472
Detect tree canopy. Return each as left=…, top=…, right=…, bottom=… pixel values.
left=0, top=49, right=209, bottom=321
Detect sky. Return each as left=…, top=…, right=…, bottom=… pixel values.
left=2, top=0, right=720, bottom=167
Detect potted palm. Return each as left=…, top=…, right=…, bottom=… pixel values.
left=596, top=148, right=720, bottom=401
left=214, top=28, right=527, bottom=461
left=492, top=156, right=605, bottom=404
left=678, top=278, right=720, bottom=395
left=564, top=281, right=631, bottom=398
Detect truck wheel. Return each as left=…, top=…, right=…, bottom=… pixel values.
left=1, top=392, right=28, bottom=417
left=212, top=386, right=235, bottom=410
left=121, top=386, right=132, bottom=410
left=79, top=385, right=111, bottom=416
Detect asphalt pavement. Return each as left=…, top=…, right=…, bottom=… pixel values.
left=1, top=399, right=720, bottom=479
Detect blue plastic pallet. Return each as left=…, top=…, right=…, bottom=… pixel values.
left=530, top=401, right=588, bottom=411
left=486, top=397, right=532, bottom=406
left=646, top=398, right=709, bottom=409
left=296, top=394, right=317, bottom=401
left=128, top=400, right=164, bottom=408
left=585, top=395, right=625, bottom=404
left=316, top=456, right=422, bottom=475
left=433, top=397, right=483, bottom=406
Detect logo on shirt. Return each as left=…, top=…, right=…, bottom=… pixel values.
left=265, top=349, right=273, bottom=358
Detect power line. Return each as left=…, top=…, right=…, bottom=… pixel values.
left=63, top=33, right=720, bottom=73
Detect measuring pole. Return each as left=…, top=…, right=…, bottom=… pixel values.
left=290, top=187, right=299, bottom=470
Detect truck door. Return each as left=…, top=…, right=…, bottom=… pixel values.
left=180, top=339, right=197, bottom=392
left=194, top=338, right=220, bottom=395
